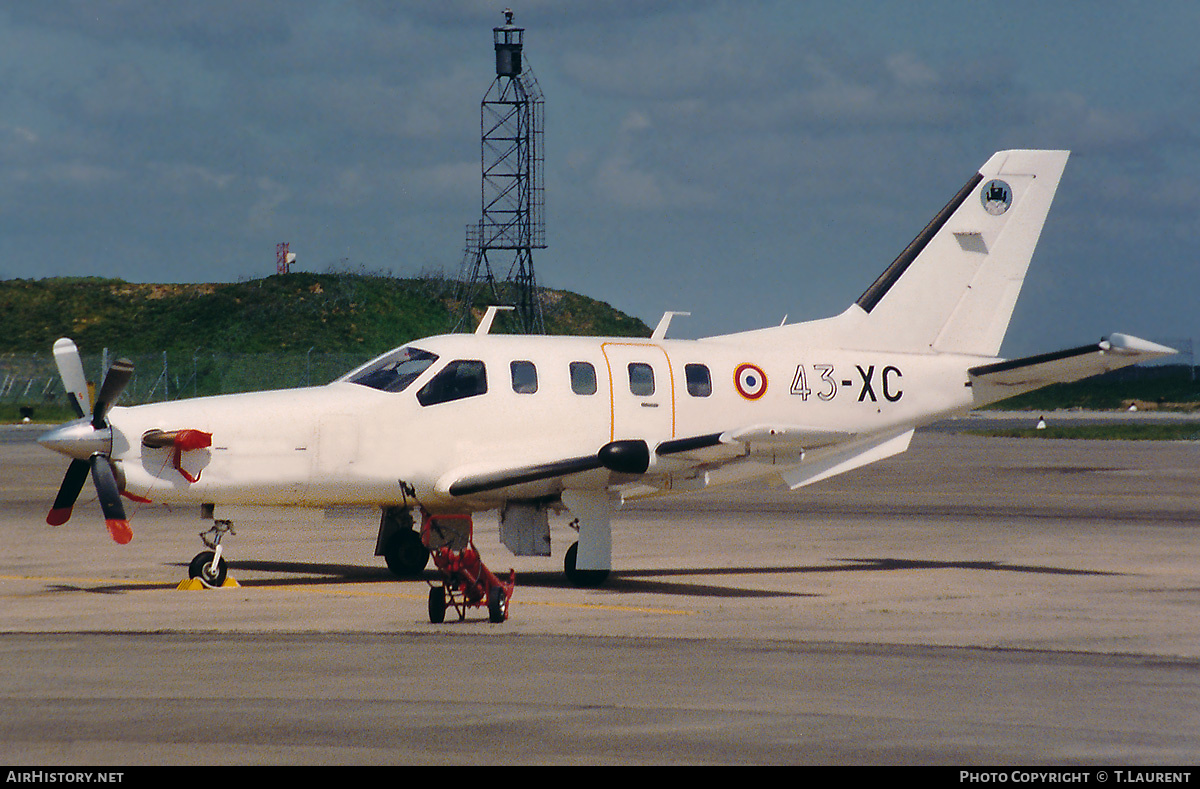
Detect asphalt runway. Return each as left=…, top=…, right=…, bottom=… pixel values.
left=2, top=421, right=1199, bottom=765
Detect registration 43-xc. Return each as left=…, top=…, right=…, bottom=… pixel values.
left=790, top=364, right=903, bottom=403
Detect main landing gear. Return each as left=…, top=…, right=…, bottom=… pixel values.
left=377, top=506, right=430, bottom=577
left=561, top=491, right=614, bottom=588
left=383, top=528, right=429, bottom=576
left=564, top=541, right=609, bottom=588
left=188, top=518, right=234, bottom=588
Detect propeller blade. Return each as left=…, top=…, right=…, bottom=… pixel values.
left=52, top=338, right=90, bottom=420
left=91, top=358, right=134, bottom=429
left=47, top=459, right=91, bottom=525
left=90, top=454, right=132, bottom=544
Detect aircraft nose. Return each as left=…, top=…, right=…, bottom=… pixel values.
left=37, top=419, right=112, bottom=461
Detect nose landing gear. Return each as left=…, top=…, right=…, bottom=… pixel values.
left=186, top=518, right=237, bottom=588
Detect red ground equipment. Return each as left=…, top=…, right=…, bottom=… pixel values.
left=422, top=512, right=514, bottom=623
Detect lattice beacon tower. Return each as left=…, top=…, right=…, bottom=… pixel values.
left=455, top=9, right=546, bottom=334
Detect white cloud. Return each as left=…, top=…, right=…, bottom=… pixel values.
left=1, top=1, right=1197, bottom=347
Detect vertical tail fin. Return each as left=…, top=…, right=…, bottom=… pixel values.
left=851, top=149, right=1069, bottom=356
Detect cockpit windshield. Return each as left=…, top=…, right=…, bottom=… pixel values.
left=344, top=347, right=439, bottom=392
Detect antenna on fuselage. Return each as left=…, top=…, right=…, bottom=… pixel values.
left=475, top=305, right=515, bottom=336
left=651, top=312, right=691, bottom=340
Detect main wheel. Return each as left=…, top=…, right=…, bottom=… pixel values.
left=428, top=586, right=447, bottom=624
left=188, top=550, right=227, bottom=588
left=487, top=585, right=507, bottom=623
left=564, top=542, right=609, bottom=588
left=383, top=529, right=429, bottom=577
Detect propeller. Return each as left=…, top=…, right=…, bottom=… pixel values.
left=39, top=339, right=135, bottom=544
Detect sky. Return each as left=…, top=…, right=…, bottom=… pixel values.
left=1, top=0, right=1198, bottom=357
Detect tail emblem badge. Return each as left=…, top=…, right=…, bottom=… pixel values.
left=981, top=179, right=1012, bottom=215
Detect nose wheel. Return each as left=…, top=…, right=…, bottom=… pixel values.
left=189, top=550, right=227, bottom=588
left=189, top=519, right=235, bottom=588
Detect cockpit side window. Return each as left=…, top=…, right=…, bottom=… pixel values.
left=345, top=347, right=438, bottom=392
left=417, top=360, right=488, bottom=406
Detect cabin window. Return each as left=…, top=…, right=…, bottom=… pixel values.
left=510, top=360, right=538, bottom=394
left=345, top=347, right=439, bottom=392
left=628, top=362, right=655, bottom=396
left=685, top=364, right=712, bottom=397
left=570, top=362, right=597, bottom=395
left=417, top=360, right=488, bottom=406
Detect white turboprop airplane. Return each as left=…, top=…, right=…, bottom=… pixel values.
left=38, top=149, right=1174, bottom=588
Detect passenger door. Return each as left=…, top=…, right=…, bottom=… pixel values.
left=600, top=342, right=675, bottom=446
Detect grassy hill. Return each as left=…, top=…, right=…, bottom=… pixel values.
left=981, top=364, right=1200, bottom=412
left=0, top=273, right=651, bottom=356
left=4, top=275, right=1195, bottom=418
left=0, top=273, right=653, bottom=419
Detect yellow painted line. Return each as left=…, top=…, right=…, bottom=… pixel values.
left=0, top=574, right=164, bottom=586
left=238, top=583, right=696, bottom=615
left=239, top=585, right=424, bottom=600
left=2, top=573, right=694, bottom=615
left=524, top=599, right=695, bottom=616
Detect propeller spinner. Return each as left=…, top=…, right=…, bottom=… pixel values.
left=38, top=339, right=135, bottom=544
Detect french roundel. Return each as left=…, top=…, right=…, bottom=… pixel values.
left=734, top=363, right=768, bottom=400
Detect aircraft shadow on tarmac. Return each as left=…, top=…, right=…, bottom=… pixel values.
left=595, top=557, right=1124, bottom=597
left=53, top=555, right=1123, bottom=598
left=201, top=561, right=812, bottom=599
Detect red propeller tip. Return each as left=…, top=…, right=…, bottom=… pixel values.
left=47, top=508, right=73, bottom=526
left=106, top=519, right=133, bottom=545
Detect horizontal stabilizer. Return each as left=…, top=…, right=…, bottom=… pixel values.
left=778, top=429, right=915, bottom=490
left=968, top=333, right=1177, bottom=408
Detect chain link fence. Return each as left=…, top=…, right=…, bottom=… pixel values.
left=3, top=337, right=1194, bottom=419
left=1, top=350, right=377, bottom=416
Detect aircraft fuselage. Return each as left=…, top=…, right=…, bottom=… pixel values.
left=108, top=332, right=980, bottom=512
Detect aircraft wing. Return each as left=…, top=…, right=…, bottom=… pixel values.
left=657, top=424, right=855, bottom=464
left=444, top=423, right=859, bottom=499
left=444, top=453, right=604, bottom=497
left=968, top=333, right=1176, bottom=408
left=723, top=424, right=854, bottom=450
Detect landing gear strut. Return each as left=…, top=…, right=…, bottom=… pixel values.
left=189, top=519, right=234, bottom=588
left=561, top=490, right=614, bottom=588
